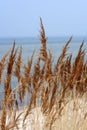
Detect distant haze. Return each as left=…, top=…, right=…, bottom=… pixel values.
left=0, top=0, right=87, bottom=37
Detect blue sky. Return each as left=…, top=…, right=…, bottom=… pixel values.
left=0, top=0, right=87, bottom=37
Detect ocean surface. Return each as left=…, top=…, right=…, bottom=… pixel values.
left=0, top=37, right=87, bottom=106
left=0, top=37, right=87, bottom=62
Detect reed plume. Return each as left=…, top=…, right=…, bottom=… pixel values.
left=0, top=50, right=9, bottom=83
left=38, top=17, right=48, bottom=61
left=4, top=41, right=18, bottom=108
left=14, top=46, right=22, bottom=82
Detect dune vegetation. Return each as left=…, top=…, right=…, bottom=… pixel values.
left=0, top=18, right=87, bottom=130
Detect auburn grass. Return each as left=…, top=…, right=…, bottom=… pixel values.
left=0, top=18, right=87, bottom=130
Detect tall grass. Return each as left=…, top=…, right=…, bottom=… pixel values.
left=0, top=18, right=87, bottom=130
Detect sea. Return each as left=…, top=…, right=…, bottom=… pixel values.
left=0, top=36, right=87, bottom=107
left=0, top=36, right=87, bottom=62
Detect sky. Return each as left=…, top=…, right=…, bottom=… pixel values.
left=0, top=0, right=87, bottom=37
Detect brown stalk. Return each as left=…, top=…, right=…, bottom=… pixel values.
left=21, top=51, right=34, bottom=99
left=0, top=50, right=10, bottom=83
left=14, top=46, right=22, bottom=82
left=38, top=17, right=48, bottom=61
left=57, top=37, right=72, bottom=65
left=0, top=104, right=6, bottom=130
left=4, top=41, right=18, bottom=107
left=69, top=41, right=85, bottom=90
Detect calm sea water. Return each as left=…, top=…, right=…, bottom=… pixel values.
left=0, top=37, right=87, bottom=62
left=0, top=37, right=87, bottom=106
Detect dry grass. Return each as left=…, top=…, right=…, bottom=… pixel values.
left=0, top=18, right=87, bottom=130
